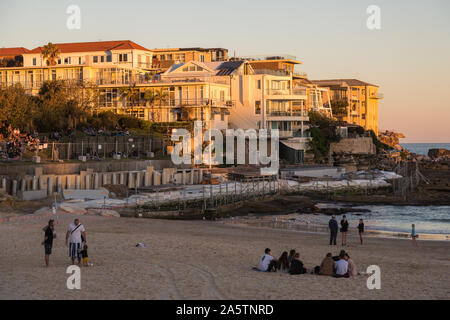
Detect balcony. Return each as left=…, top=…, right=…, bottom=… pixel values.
left=105, top=98, right=235, bottom=110
left=369, top=92, right=384, bottom=99
left=265, top=88, right=308, bottom=98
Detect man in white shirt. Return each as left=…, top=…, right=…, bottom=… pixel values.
left=334, top=253, right=349, bottom=278
left=66, top=218, right=86, bottom=265
left=259, top=248, right=275, bottom=272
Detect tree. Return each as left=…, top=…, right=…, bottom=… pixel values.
left=120, top=85, right=140, bottom=108
left=307, top=111, right=341, bottom=161
left=42, top=42, right=60, bottom=66
left=0, top=84, right=36, bottom=130
left=330, top=99, right=348, bottom=120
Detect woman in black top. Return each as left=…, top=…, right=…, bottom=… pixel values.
left=358, top=219, right=365, bottom=245
left=340, top=215, right=349, bottom=246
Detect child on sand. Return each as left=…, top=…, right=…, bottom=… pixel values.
left=79, top=243, right=89, bottom=266
left=411, top=224, right=418, bottom=246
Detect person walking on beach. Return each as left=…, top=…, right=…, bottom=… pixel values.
left=42, top=219, right=55, bottom=267
left=411, top=224, right=418, bottom=246
left=358, top=219, right=365, bottom=245
left=329, top=216, right=338, bottom=245
left=65, top=218, right=86, bottom=265
left=340, top=215, right=349, bottom=246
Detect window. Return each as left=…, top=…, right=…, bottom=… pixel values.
left=123, top=54, right=128, bottom=62
left=255, top=101, right=261, bottom=114
left=64, top=57, right=70, bottom=64
left=221, top=112, right=225, bottom=121
left=58, top=59, right=61, bottom=64
left=106, top=55, right=112, bottom=62
left=79, top=57, right=82, bottom=64
left=51, top=70, right=56, bottom=81
left=33, top=58, right=37, bottom=66
left=101, top=56, right=105, bottom=63
left=93, top=56, right=98, bottom=63
left=256, top=80, right=261, bottom=89
left=200, top=54, right=205, bottom=62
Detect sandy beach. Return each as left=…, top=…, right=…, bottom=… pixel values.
left=0, top=210, right=449, bottom=300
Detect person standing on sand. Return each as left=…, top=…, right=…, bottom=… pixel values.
left=340, top=215, right=349, bottom=246
left=42, top=220, right=55, bottom=267
left=328, top=216, right=338, bottom=245
left=358, top=219, right=365, bottom=245
left=66, top=218, right=86, bottom=265
left=411, top=224, right=418, bottom=246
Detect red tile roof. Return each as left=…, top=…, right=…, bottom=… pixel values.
left=29, top=40, right=151, bottom=54
left=0, top=47, right=31, bottom=56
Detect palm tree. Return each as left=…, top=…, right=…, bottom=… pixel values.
left=145, top=89, right=168, bottom=122
left=42, top=42, right=60, bottom=66
left=120, top=85, right=140, bottom=108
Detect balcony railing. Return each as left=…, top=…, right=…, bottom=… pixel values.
left=265, top=88, right=307, bottom=96
left=96, top=75, right=229, bottom=86
left=267, top=110, right=309, bottom=117
left=100, top=98, right=235, bottom=109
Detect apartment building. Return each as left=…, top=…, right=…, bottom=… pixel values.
left=97, top=60, right=240, bottom=130
left=0, top=40, right=153, bottom=95
left=151, top=47, right=228, bottom=71
left=311, top=79, right=381, bottom=133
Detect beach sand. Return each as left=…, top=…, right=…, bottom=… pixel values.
left=0, top=211, right=449, bottom=300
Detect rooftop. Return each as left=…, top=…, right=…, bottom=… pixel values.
left=310, top=79, right=379, bottom=87
left=0, top=47, right=31, bottom=56
left=28, top=40, right=151, bottom=54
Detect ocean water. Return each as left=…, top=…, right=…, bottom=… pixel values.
left=232, top=204, right=450, bottom=241
left=401, top=143, right=450, bottom=155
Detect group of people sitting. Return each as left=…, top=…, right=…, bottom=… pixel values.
left=257, top=248, right=358, bottom=278
left=0, top=126, right=41, bottom=159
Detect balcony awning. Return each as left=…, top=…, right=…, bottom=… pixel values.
left=280, top=139, right=309, bottom=151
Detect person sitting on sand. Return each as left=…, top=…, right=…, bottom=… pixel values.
left=334, top=253, right=349, bottom=278
left=319, top=253, right=335, bottom=276
left=289, top=253, right=307, bottom=275
left=259, top=248, right=275, bottom=272
left=345, top=253, right=358, bottom=277
left=276, top=251, right=290, bottom=272
left=288, top=249, right=296, bottom=265
left=333, top=250, right=346, bottom=261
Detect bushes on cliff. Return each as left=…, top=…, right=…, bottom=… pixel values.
left=307, top=111, right=341, bottom=161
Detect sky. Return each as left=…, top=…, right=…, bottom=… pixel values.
left=1, top=0, right=449, bottom=143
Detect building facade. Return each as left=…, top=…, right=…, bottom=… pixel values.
left=311, top=79, right=381, bottom=134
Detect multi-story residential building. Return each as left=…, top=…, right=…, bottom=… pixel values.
left=310, top=79, right=382, bottom=133
left=0, top=40, right=153, bottom=95
left=97, top=60, right=240, bottom=130
left=151, top=47, right=228, bottom=71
